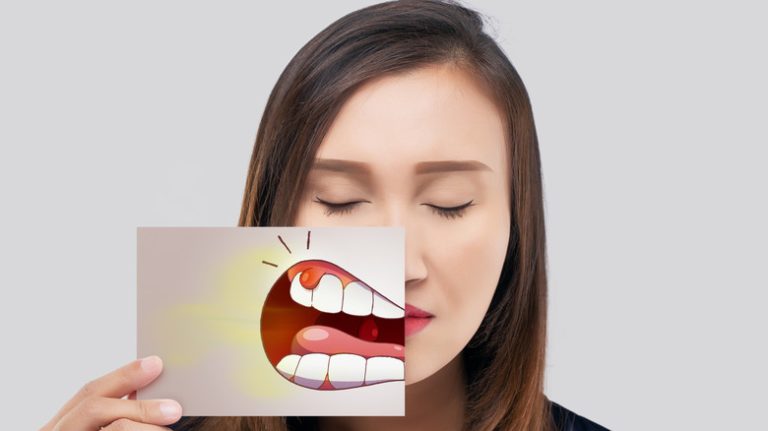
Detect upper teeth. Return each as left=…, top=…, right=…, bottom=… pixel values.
left=312, top=274, right=343, bottom=313
left=342, top=281, right=373, bottom=316
left=275, top=353, right=404, bottom=389
left=290, top=272, right=404, bottom=319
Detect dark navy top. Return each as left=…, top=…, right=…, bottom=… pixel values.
left=549, top=400, right=610, bottom=430
left=169, top=400, right=610, bottom=430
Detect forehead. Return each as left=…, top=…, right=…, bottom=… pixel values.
left=314, top=64, right=507, bottom=175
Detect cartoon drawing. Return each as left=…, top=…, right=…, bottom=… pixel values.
left=260, top=231, right=405, bottom=390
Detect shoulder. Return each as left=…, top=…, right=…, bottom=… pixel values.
left=549, top=400, right=611, bottom=431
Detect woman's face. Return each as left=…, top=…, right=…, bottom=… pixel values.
left=292, top=63, right=510, bottom=385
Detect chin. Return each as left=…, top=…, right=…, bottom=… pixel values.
left=403, top=347, right=452, bottom=385
left=404, top=334, right=470, bottom=386
left=405, top=364, right=432, bottom=385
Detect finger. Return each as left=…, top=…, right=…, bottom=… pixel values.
left=102, top=417, right=174, bottom=431
left=59, top=397, right=182, bottom=429
left=40, top=357, right=163, bottom=431
left=78, top=356, right=163, bottom=403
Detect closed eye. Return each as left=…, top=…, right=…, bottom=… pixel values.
left=313, top=196, right=367, bottom=216
left=313, top=196, right=474, bottom=220
left=422, top=200, right=474, bottom=219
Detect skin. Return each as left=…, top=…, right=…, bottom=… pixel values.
left=42, top=63, right=510, bottom=431
left=293, top=63, right=511, bottom=431
left=40, top=355, right=181, bottom=431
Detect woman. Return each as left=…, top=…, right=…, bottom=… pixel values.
left=41, top=1, right=609, bottom=430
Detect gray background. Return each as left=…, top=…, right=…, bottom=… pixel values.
left=1, top=1, right=765, bottom=429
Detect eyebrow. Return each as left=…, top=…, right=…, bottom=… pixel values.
left=310, top=158, right=492, bottom=175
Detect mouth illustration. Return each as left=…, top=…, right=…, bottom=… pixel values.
left=260, top=259, right=405, bottom=390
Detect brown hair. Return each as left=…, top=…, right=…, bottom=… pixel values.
left=175, top=0, right=552, bottom=429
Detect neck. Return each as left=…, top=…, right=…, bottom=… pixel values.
left=318, top=353, right=467, bottom=431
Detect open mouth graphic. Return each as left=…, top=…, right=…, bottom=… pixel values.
left=260, top=259, right=405, bottom=390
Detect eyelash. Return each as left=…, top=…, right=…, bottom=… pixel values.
left=313, top=197, right=474, bottom=220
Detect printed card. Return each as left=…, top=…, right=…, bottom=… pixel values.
left=137, top=227, right=405, bottom=416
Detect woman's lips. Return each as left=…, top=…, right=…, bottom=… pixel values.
left=404, top=316, right=433, bottom=336
left=405, top=303, right=433, bottom=318
left=404, top=303, right=433, bottom=337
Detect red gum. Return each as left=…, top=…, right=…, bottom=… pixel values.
left=286, top=259, right=360, bottom=289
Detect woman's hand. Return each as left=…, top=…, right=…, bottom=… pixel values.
left=40, top=356, right=183, bottom=431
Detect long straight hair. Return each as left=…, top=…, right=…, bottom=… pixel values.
left=174, top=1, right=552, bottom=429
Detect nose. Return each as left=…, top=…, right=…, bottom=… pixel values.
left=404, top=225, right=428, bottom=287
left=375, top=206, right=427, bottom=287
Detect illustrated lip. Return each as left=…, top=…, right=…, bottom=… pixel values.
left=260, top=259, right=405, bottom=390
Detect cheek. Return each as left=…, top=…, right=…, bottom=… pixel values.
left=292, top=200, right=331, bottom=227
left=290, top=193, right=310, bottom=226
left=431, top=204, right=510, bottom=321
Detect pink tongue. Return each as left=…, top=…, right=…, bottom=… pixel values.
left=291, top=325, right=404, bottom=360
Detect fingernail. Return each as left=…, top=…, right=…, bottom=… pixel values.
left=159, top=400, right=182, bottom=420
left=140, top=355, right=162, bottom=373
